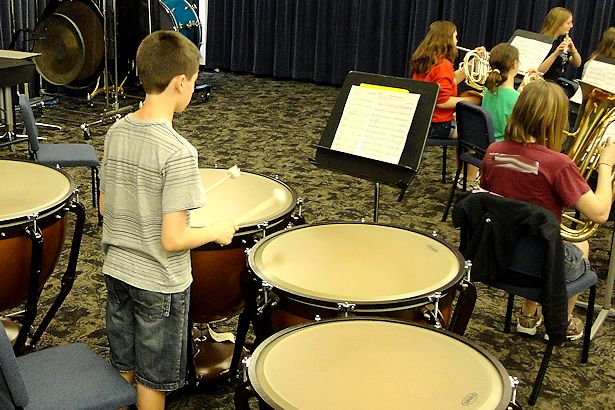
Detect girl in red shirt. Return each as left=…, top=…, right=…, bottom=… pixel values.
left=410, top=20, right=482, bottom=141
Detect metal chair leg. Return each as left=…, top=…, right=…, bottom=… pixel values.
left=504, top=293, right=515, bottom=333
left=529, top=343, right=554, bottom=405
left=581, top=285, right=596, bottom=363
left=441, top=146, right=448, bottom=183
left=442, top=166, right=461, bottom=222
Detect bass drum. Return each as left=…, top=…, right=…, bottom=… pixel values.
left=33, top=0, right=104, bottom=89
left=159, top=0, right=202, bottom=46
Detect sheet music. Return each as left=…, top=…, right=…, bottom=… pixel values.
left=331, top=84, right=420, bottom=164
left=571, top=60, right=615, bottom=104
left=0, top=50, right=40, bottom=59
left=510, top=36, right=552, bottom=74
left=603, top=121, right=615, bottom=142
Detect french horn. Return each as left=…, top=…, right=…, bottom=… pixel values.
left=458, top=46, right=490, bottom=91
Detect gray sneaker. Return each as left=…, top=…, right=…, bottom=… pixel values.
left=545, top=315, right=584, bottom=341
left=516, top=307, right=543, bottom=336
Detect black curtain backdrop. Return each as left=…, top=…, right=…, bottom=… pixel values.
left=205, top=0, right=615, bottom=85
left=2, top=1, right=614, bottom=85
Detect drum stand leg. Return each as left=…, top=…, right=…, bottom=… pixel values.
left=229, top=268, right=262, bottom=380
left=229, top=308, right=251, bottom=380
left=28, top=201, right=86, bottom=349
left=13, top=223, right=44, bottom=355
left=448, top=280, right=477, bottom=336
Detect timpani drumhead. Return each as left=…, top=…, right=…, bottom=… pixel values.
left=0, top=160, right=73, bottom=222
left=249, top=318, right=512, bottom=410
left=248, top=223, right=464, bottom=304
left=191, top=168, right=296, bottom=228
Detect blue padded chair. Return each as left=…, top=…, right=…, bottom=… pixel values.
left=453, top=192, right=597, bottom=405
left=0, top=321, right=136, bottom=409
left=18, top=94, right=101, bottom=223
left=442, top=101, right=495, bottom=221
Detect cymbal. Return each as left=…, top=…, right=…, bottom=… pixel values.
left=55, top=1, right=104, bottom=83
left=33, top=13, right=85, bottom=86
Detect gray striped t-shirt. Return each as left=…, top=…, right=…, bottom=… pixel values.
left=100, top=115, right=205, bottom=293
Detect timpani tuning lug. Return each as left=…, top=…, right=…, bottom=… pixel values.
left=465, top=260, right=473, bottom=283
left=509, top=376, right=519, bottom=407
left=241, top=356, right=251, bottom=382
left=337, top=302, right=356, bottom=316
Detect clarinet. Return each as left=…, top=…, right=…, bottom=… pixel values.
left=561, top=32, right=570, bottom=62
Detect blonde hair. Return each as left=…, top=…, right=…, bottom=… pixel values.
left=410, top=21, right=458, bottom=75
left=540, top=7, right=572, bottom=38
left=136, top=30, right=200, bottom=94
left=590, top=27, right=615, bottom=60
left=505, top=81, right=568, bottom=152
left=484, top=43, right=519, bottom=93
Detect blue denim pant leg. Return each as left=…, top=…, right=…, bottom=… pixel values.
left=563, top=241, right=591, bottom=282
left=105, top=275, right=191, bottom=391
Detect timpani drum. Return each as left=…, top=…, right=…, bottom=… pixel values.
left=247, top=222, right=465, bottom=331
left=189, top=168, right=298, bottom=324
left=245, top=318, right=517, bottom=410
left=0, top=160, right=75, bottom=312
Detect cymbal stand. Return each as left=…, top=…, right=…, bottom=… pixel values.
left=99, top=0, right=121, bottom=111
left=76, top=0, right=135, bottom=139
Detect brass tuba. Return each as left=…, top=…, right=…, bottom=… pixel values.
left=561, top=81, right=615, bottom=242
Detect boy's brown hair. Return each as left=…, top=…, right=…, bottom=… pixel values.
left=136, top=30, right=200, bottom=94
left=505, top=80, right=568, bottom=152
left=410, top=21, right=458, bottom=76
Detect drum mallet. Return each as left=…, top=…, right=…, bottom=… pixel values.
left=204, top=165, right=241, bottom=194
left=235, top=189, right=286, bottom=225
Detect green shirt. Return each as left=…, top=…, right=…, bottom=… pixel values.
left=482, top=87, right=520, bottom=142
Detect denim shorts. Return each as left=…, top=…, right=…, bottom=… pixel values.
left=563, top=242, right=591, bottom=282
left=428, top=121, right=453, bottom=140
left=104, top=275, right=190, bottom=391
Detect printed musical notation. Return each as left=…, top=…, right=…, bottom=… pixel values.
left=570, top=59, right=615, bottom=105
left=331, top=84, right=420, bottom=164
left=510, top=35, right=552, bottom=74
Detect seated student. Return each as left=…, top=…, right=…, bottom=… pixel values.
left=410, top=20, right=484, bottom=141
left=409, top=20, right=484, bottom=184
left=589, top=27, right=615, bottom=61
left=538, top=7, right=582, bottom=82
left=481, top=43, right=520, bottom=142
left=480, top=80, right=615, bottom=340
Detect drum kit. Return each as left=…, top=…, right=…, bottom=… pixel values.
left=0, top=159, right=85, bottom=355
left=28, top=0, right=202, bottom=131
left=186, top=165, right=520, bottom=408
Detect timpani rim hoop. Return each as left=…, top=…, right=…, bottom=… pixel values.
left=0, top=160, right=75, bottom=228
left=248, top=317, right=514, bottom=410
left=247, top=221, right=466, bottom=310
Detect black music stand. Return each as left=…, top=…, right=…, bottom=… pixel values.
left=508, top=29, right=553, bottom=75
left=312, top=71, right=438, bottom=221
